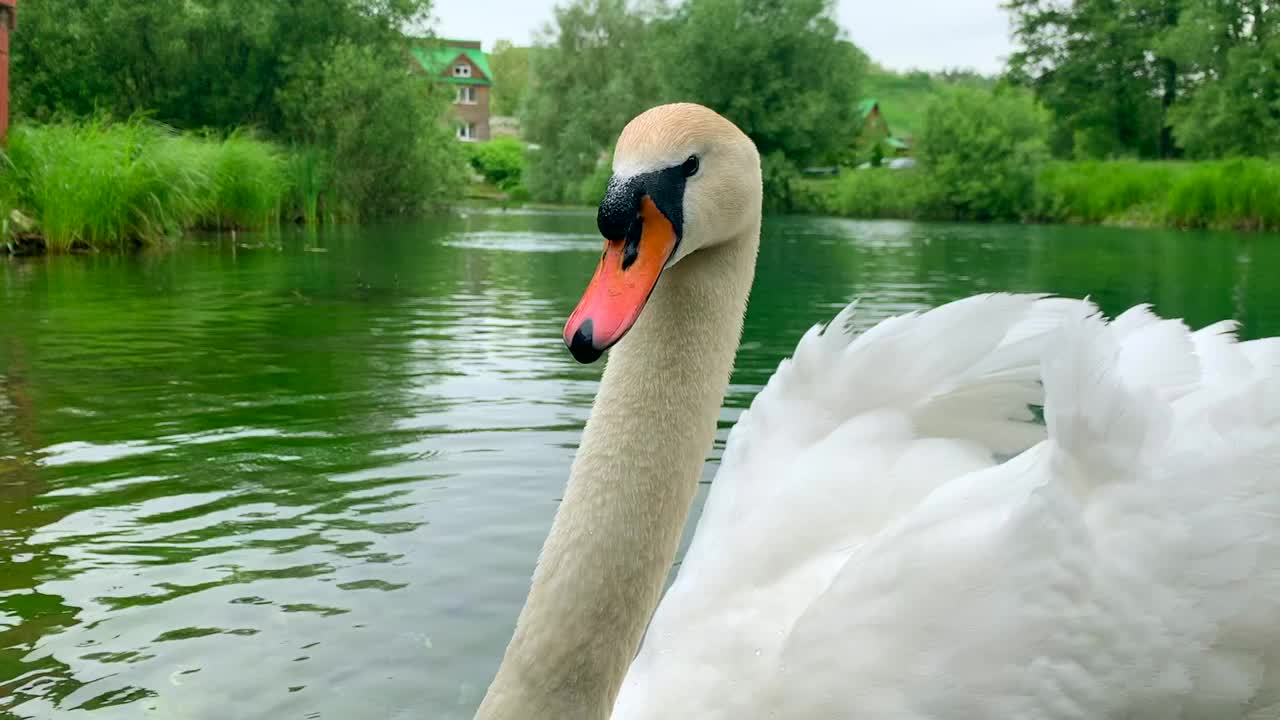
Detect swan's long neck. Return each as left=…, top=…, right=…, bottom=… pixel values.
left=475, top=223, right=759, bottom=720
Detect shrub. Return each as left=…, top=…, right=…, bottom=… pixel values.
left=467, top=137, right=526, bottom=192
left=816, top=168, right=931, bottom=218
left=917, top=86, right=1050, bottom=220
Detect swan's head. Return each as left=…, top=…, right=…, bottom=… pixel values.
left=563, top=103, right=761, bottom=364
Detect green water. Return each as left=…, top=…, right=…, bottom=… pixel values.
left=1, top=210, right=1278, bottom=719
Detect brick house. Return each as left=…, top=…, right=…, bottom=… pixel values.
left=411, top=39, right=492, bottom=142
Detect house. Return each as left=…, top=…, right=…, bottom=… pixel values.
left=857, top=98, right=910, bottom=159
left=410, top=39, right=493, bottom=142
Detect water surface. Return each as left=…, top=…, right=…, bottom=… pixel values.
left=2, top=211, right=1278, bottom=718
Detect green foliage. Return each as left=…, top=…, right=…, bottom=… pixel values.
left=1163, top=2, right=1280, bottom=158
left=573, top=157, right=615, bottom=207
left=806, top=169, right=929, bottom=219
left=1032, top=160, right=1181, bottom=225
left=467, top=138, right=527, bottom=192
left=1164, top=160, right=1280, bottom=230
left=3, top=120, right=303, bottom=252
left=489, top=42, right=534, bottom=117
left=861, top=68, right=996, bottom=139
left=917, top=86, right=1049, bottom=220
left=1006, top=0, right=1179, bottom=160
left=761, top=152, right=804, bottom=213
left=656, top=0, right=866, bottom=167
left=1006, top=0, right=1280, bottom=161
left=12, top=0, right=434, bottom=134
left=522, top=0, right=866, bottom=208
left=276, top=42, right=468, bottom=220
left=7, top=121, right=206, bottom=251
left=523, top=0, right=662, bottom=204
left=284, top=147, right=335, bottom=225
left=10, top=0, right=463, bottom=222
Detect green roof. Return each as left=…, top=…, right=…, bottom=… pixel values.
left=411, top=44, right=493, bottom=86
left=858, top=98, right=879, bottom=119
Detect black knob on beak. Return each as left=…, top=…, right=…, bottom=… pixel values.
left=597, top=177, right=641, bottom=241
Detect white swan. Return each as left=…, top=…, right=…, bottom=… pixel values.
left=474, top=103, right=1280, bottom=720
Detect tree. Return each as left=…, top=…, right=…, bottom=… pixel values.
left=522, top=0, right=664, bottom=203
left=656, top=0, right=866, bottom=167
left=1163, top=1, right=1280, bottom=157
left=523, top=0, right=866, bottom=207
left=1005, top=0, right=1182, bottom=159
left=276, top=43, right=468, bottom=219
left=917, top=86, right=1050, bottom=220
left=12, top=0, right=435, bottom=134
left=489, top=41, right=534, bottom=117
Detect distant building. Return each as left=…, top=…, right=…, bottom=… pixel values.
left=410, top=39, right=492, bottom=142
left=857, top=99, right=910, bottom=159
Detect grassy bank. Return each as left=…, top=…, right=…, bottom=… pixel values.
left=802, top=159, right=1280, bottom=232
left=1, top=121, right=345, bottom=254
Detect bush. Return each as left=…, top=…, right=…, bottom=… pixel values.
left=573, top=156, right=614, bottom=206
left=761, top=152, right=803, bottom=213
left=467, top=137, right=526, bottom=192
left=917, top=86, right=1049, bottom=220
left=814, top=168, right=931, bottom=218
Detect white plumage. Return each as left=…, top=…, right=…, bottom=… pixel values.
left=613, top=294, right=1280, bottom=719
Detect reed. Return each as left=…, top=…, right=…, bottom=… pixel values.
left=3, top=120, right=297, bottom=252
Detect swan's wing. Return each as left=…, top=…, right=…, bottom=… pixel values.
left=613, top=293, right=1094, bottom=718
left=613, top=298, right=1280, bottom=720
left=683, top=293, right=1093, bottom=586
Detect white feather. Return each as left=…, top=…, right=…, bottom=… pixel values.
left=611, top=295, right=1280, bottom=720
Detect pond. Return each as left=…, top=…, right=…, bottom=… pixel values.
left=2, top=210, right=1278, bottom=719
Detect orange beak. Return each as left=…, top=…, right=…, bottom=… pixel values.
left=564, top=195, right=679, bottom=363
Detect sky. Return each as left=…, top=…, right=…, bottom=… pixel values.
left=432, top=0, right=1015, bottom=75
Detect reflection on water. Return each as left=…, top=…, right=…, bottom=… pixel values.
left=1, top=210, right=1278, bottom=718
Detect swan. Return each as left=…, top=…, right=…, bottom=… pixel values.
left=474, top=103, right=1280, bottom=720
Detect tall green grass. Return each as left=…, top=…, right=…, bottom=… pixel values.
left=201, top=131, right=289, bottom=231
left=3, top=120, right=301, bottom=252
left=803, top=158, right=1280, bottom=232
left=285, top=147, right=335, bottom=225
left=1032, top=161, right=1182, bottom=226
left=1034, top=159, right=1280, bottom=230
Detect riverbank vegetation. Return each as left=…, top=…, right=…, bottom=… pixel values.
left=806, top=156, right=1280, bottom=232
left=506, top=0, right=1280, bottom=232
left=7, top=0, right=1280, bottom=252
left=3, top=122, right=290, bottom=253
left=6, top=0, right=467, bottom=253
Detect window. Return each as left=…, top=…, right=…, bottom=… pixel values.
left=452, top=63, right=472, bottom=78
left=456, top=86, right=477, bottom=104
left=457, top=122, right=476, bottom=141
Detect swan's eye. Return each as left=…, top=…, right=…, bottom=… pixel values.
left=681, top=155, right=699, bottom=178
